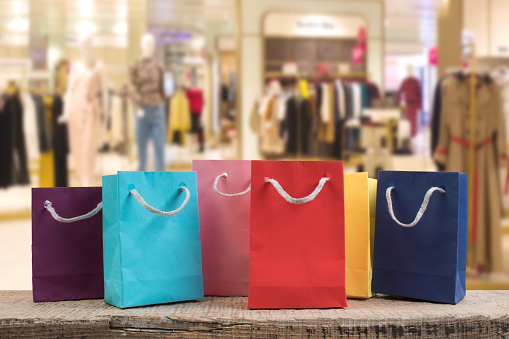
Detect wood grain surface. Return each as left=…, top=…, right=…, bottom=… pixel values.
left=1, top=290, right=508, bottom=338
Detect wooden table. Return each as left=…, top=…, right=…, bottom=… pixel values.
left=1, top=290, right=508, bottom=338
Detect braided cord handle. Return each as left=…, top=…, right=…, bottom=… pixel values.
left=44, top=200, right=102, bottom=223
left=213, top=172, right=251, bottom=197
left=386, top=185, right=445, bottom=227
left=130, top=186, right=190, bottom=216
left=265, top=177, right=330, bottom=204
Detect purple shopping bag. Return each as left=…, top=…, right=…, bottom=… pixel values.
left=32, top=187, right=104, bottom=302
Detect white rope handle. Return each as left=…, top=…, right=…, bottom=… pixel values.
left=129, top=186, right=190, bottom=216
left=265, top=176, right=330, bottom=204
left=213, top=172, right=251, bottom=197
left=386, top=185, right=446, bottom=228
left=44, top=200, right=102, bottom=223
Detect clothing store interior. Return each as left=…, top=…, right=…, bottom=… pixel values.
left=1, top=0, right=508, bottom=290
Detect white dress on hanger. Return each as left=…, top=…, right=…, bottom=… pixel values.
left=20, top=92, right=39, bottom=164
left=67, top=61, right=102, bottom=186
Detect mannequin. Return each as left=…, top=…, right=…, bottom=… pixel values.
left=396, top=64, right=422, bottom=138
left=130, top=33, right=166, bottom=171
left=406, top=64, right=414, bottom=77
left=59, top=33, right=109, bottom=186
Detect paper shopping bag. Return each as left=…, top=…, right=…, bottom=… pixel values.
left=344, top=173, right=372, bottom=299
left=249, top=161, right=347, bottom=309
left=31, top=187, right=103, bottom=302
left=102, top=171, right=203, bottom=308
left=193, top=160, right=251, bottom=296
left=368, top=178, right=377, bottom=264
left=372, top=171, right=467, bottom=304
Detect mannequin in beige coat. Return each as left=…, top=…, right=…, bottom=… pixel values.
left=434, top=74, right=506, bottom=274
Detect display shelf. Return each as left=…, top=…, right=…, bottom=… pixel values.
left=1, top=290, right=508, bottom=338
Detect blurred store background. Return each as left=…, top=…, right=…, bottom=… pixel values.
left=1, top=0, right=509, bottom=290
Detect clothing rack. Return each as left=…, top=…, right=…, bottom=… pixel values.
left=264, top=71, right=367, bottom=80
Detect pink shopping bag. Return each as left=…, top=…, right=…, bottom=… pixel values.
left=193, top=160, right=251, bottom=296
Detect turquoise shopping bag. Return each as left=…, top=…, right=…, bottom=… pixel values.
left=102, top=171, right=204, bottom=308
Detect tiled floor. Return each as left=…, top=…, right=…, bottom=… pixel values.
left=0, top=220, right=32, bottom=290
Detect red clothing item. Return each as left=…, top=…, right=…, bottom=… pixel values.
left=186, top=88, right=204, bottom=115
left=397, top=77, right=422, bottom=107
left=397, top=77, right=422, bottom=137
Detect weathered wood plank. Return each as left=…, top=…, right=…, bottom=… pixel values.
left=1, top=290, right=509, bottom=338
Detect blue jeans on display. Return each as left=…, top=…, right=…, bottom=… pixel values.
left=136, top=105, right=166, bottom=171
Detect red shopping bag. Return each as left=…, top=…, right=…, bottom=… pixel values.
left=248, top=161, right=347, bottom=309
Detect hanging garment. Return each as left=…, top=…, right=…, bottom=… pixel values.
left=67, top=62, right=102, bottom=186
left=129, top=58, right=165, bottom=107
left=168, top=90, right=191, bottom=146
left=366, top=81, right=381, bottom=107
left=308, top=93, right=319, bottom=157
left=431, top=78, right=444, bottom=157
left=282, top=96, right=311, bottom=155
left=343, top=83, right=354, bottom=120
left=315, top=83, right=323, bottom=121
left=221, top=84, right=229, bottom=102
left=320, top=83, right=331, bottom=123
left=0, top=95, right=10, bottom=187
left=360, top=83, right=369, bottom=111
left=318, top=83, right=336, bottom=143
left=0, top=93, right=29, bottom=187
left=491, top=68, right=509, bottom=143
left=335, top=80, right=346, bottom=120
left=334, top=81, right=347, bottom=159
left=397, top=76, right=422, bottom=137
left=186, top=88, right=204, bottom=116
left=491, top=68, right=509, bottom=212
left=434, top=75, right=506, bottom=273
left=20, top=92, right=39, bottom=163
left=39, top=97, right=55, bottom=188
left=259, top=95, right=285, bottom=155
left=342, top=83, right=357, bottom=150
left=298, top=79, right=310, bottom=99
left=351, top=83, right=362, bottom=119
left=32, top=94, right=51, bottom=152
left=52, top=95, right=69, bottom=187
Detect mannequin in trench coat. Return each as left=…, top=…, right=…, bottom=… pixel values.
left=434, top=74, right=506, bottom=273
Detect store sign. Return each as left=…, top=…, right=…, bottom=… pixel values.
left=264, top=13, right=365, bottom=38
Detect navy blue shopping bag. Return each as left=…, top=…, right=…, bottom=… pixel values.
left=372, top=171, right=467, bottom=304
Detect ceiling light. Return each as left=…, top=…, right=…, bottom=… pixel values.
left=79, top=1, right=93, bottom=16
left=7, top=18, right=28, bottom=32
left=114, top=22, right=127, bottom=35
left=75, top=21, right=97, bottom=34
left=190, top=37, right=204, bottom=50
left=10, top=0, right=24, bottom=14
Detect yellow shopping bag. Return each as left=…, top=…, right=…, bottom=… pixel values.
left=344, top=173, right=376, bottom=299
left=368, top=177, right=377, bottom=264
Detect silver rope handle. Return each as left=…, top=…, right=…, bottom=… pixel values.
left=213, top=172, right=251, bottom=197
left=265, top=176, right=330, bottom=204
left=129, top=186, right=190, bottom=216
left=386, top=185, right=446, bottom=228
left=44, top=200, right=102, bottom=223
